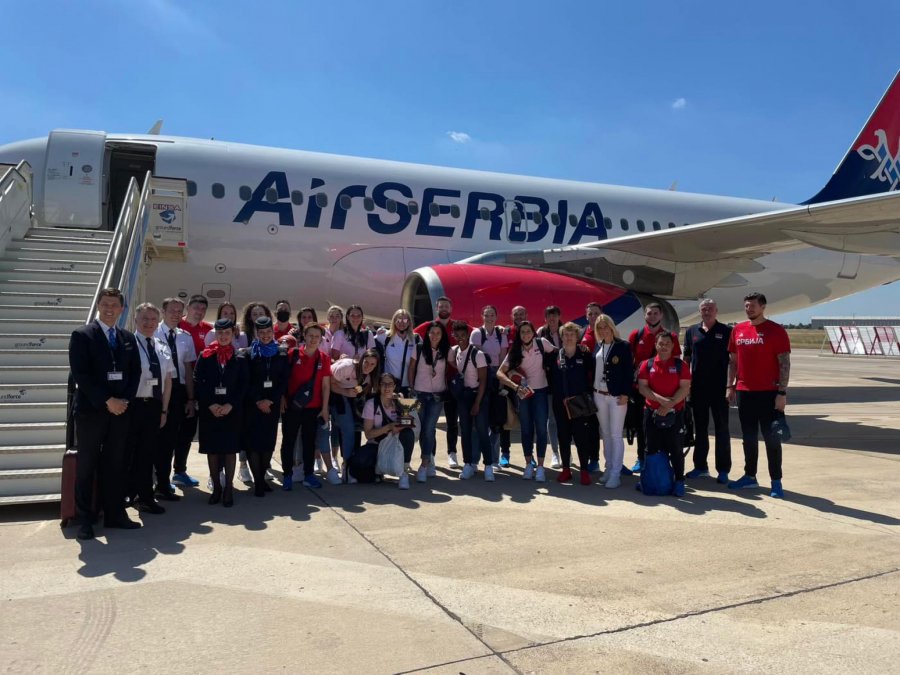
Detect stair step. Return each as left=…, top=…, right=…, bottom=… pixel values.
left=0, top=402, right=67, bottom=423
left=23, top=235, right=111, bottom=247
left=0, top=349, right=68, bottom=366
left=0, top=443, right=66, bottom=469
left=0, top=304, right=88, bottom=320
left=0, top=333, right=71, bottom=349
left=0, top=383, right=68, bottom=403
left=10, top=238, right=109, bottom=252
left=0, top=421, right=66, bottom=445
left=1, top=320, right=82, bottom=336
left=0, top=493, right=61, bottom=506
left=6, top=247, right=107, bottom=262
left=0, top=279, right=98, bottom=295
left=0, top=468, right=62, bottom=497
left=0, top=258, right=103, bottom=273
left=28, top=227, right=113, bottom=240
left=0, top=292, right=93, bottom=307
left=0, top=365, right=70, bottom=385
left=0, top=269, right=101, bottom=283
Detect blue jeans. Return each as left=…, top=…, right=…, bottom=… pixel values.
left=316, top=417, right=331, bottom=455
left=458, top=388, right=491, bottom=466
left=330, top=397, right=357, bottom=459
left=518, top=387, right=549, bottom=459
left=417, top=393, right=444, bottom=460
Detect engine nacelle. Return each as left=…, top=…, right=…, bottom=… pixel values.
left=401, top=264, right=680, bottom=335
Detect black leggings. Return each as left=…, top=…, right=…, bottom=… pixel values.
left=280, top=407, right=319, bottom=478
left=643, top=407, right=685, bottom=481
left=552, top=399, right=592, bottom=469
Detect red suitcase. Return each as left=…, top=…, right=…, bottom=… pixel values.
left=60, top=448, right=99, bottom=527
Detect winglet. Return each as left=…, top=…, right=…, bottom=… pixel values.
left=805, top=71, right=900, bottom=204
left=147, top=119, right=163, bottom=135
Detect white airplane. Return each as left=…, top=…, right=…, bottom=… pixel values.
left=2, top=72, right=900, bottom=333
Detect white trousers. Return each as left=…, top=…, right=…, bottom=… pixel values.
left=594, top=393, right=628, bottom=477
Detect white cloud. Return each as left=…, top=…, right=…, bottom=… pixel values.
left=447, top=131, right=472, bottom=143
left=672, top=97, right=687, bottom=110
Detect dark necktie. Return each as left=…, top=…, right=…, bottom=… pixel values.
left=146, top=337, right=162, bottom=400
left=167, top=329, right=180, bottom=381
left=107, top=327, right=118, bottom=351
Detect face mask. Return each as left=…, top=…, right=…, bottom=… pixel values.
left=276, top=310, right=291, bottom=323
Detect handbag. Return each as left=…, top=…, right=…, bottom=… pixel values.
left=448, top=346, right=475, bottom=400
left=557, top=348, right=598, bottom=419
left=291, top=352, right=321, bottom=410
left=653, top=408, right=677, bottom=429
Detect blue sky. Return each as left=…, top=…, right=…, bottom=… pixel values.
left=3, top=0, right=898, bottom=323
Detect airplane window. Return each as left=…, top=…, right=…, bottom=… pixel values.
left=187, top=181, right=197, bottom=197
left=672, top=222, right=679, bottom=228
left=291, top=190, right=304, bottom=206
left=603, top=217, right=612, bottom=230
left=636, top=219, right=646, bottom=232
left=652, top=221, right=661, bottom=231
left=386, top=198, right=397, bottom=214
left=480, top=207, right=491, bottom=221
left=363, top=197, right=375, bottom=212
left=408, top=200, right=419, bottom=215
left=586, top=216, right=596, bottom=229
left=212, top=183, right=225, bottom=199
left=620, top=218, right=629, bottom=231
left=450, top=204, right=461, bottom=219
left=550, top=213, right=560, bottom=226
left=339, top=194, right=352, bottom=210
left=568, top=214, right=578, bottom=227
left=316, top=192, right=328, bottom=208
left=239, top=186, right=252, bottom=201
left=429, top=202, right=440, bottom=218
left=511, top=209, right=522, bottom=224
left=533, top=211, right=543, bottom=226
left=265, top=188, right=278, bottom=204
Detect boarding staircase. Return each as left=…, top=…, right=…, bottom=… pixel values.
left=0, top=161, right=184, bottom=505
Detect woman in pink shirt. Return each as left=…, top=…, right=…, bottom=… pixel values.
left=497, top=321, right=554, bottom=482
left=408, top=321, right=449, bottom=483
left=330, top=304, right=376, bottom=361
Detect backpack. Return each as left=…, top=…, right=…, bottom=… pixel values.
left=637, top=451, right=675, bottom=496
left=348, top=442, right=379, bottom=483
left=478, top=327, right=502, bottom=366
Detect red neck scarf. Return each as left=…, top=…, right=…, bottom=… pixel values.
left=202, top=342, right=234, bottom=365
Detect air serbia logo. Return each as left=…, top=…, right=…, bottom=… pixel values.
left=857, top=129, right=900, bottom=190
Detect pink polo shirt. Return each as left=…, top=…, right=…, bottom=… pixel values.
left=502, top=338, right=553, bottom=390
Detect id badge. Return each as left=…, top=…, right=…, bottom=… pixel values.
left=215, top=387, right=227, bottom=395
left=263, top=380, right=273, bottom=389
left=147, top=378, right=159, bottom=387
left=107, top=371, right=123, bottom=381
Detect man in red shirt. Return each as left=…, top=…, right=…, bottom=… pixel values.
left=273, top=299, right=296, bottom=341
left=413, top=296, right=470, bottom=468
left=175, top=294, right=212, bottom=487
left=637, top=332, right=692, bottom=496
left=579, top=302, right=603, bottom=352
left=726, top=292, right=791, bottom=497
left=626, top=303, right=681, bottom=473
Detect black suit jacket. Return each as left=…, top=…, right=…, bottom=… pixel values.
left=69, top=320, right=141, bottom=415
left=594, top=338, right=634, bottom=397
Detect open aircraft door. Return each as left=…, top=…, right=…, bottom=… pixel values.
left=42, top=129, right=106, bottom=229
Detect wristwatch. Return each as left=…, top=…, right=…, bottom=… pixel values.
left=777, top=390, right=787, bottom=396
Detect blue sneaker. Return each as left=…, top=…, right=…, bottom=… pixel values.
left=499, top=454, right=510, bottom=467
left=282, top=473, right=292, bottom=491
left=630, top=459, right=643, bottom=473
left=674, top=481, right=685, bottom=497
left=770, top=480, right=784, bottom=498
left=172, top=472, right=199, bottom=487
left=586, top=460, right=600, bottom=473
left=685, top=468, right=710, bottom=479
left=716, top=471, right=729, bottom=484
left=302, top=474, right=322, bottom=489
left=728, top=475, right=759, bottom=490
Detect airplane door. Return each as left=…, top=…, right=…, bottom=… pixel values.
left=42, top=129, right=106, bottom=229
left=503, top=200, right=529, bottom=243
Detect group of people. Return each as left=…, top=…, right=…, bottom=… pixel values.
left=68, top=287, right=791, bottom=540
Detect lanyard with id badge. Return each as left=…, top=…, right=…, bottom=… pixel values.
left=263, top=357, right=273, bottom=389
left=215, top=361, right=228, bottom=396
left=136, top=338, right=160, bottom=389
left=106, top=327, right=123, bottom=382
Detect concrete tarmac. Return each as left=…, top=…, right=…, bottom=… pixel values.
left=1, top=351, right=898, bottom=674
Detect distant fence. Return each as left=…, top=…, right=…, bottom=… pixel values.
left=820, top=325, right=900, bottom=357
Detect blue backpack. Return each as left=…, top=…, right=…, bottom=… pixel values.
left=637, top=451, right=675, bottom=496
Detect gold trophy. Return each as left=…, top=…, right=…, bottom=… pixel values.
left=393, top=395, right=421, bottom=428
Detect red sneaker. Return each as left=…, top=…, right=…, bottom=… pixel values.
left=556, top=468, right=572, bottom=482
left=580, top=470, right=591, bottom=485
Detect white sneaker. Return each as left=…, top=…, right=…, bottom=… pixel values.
left=598, top=470, right=610, bottom=484
left=315, top=457, right=326, bottom=475
left=325, top=467, right=341, bottom=485
left=331, top=455, right=341, bottom=472
left=523, top=464, right=535, bottom=480
left=535, top=466, right=546, bottom=483
left=426, top=463, right=436, bottom=477
left=460, top=464, right=475, bottom=480
left=238, top=463, right=252, bottom=483
left=484, top=465, right=495, bottom=482
left=398, top=473, right=410, bottom=490
left=341, top=465, right=357, bottom=485
left=550, top=452, right=561, bottom=469
left=492, top=463, right=500, bottom=471
left=416, top=467, right=427, bottom=483
left=292, top=465, right=304, bottom=481
left=207, top=475, right=214, bottom=491
left=266, top=469, right=276, bottom=480
left=448, top=452, right=459, bottom=468
left=219, top=469, right=226, bottom=487
left=605, top=475, right=621, bottom=489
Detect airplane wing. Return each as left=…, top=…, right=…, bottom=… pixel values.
left=462, top=191, right=900, bottom=299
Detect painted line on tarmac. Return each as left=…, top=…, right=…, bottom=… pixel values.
left=498, top=566, right=900, bottom=656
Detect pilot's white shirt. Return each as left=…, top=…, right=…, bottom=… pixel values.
left=155, top=324, right=197, bottom=382
left=135, top=334, right=176, bottom=398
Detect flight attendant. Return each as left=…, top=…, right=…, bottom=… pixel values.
left=592, top=314, right=633, bottom=489
left=497, top=321, right=555, bottom=482
left=331, top=304, right=376, bottom=360
left=330, top=348, right=380, bottom=483
left=194, top=318, right=249, bottom=507
left=408, top=320, right=450, bottom=483
left=243, top=316, right=290, bottom=496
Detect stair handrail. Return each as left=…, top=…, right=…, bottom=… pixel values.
left=0, top=161, right=33, bottom=252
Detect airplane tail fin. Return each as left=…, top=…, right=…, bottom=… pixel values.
left=805, top=70, right=900, bottom=204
